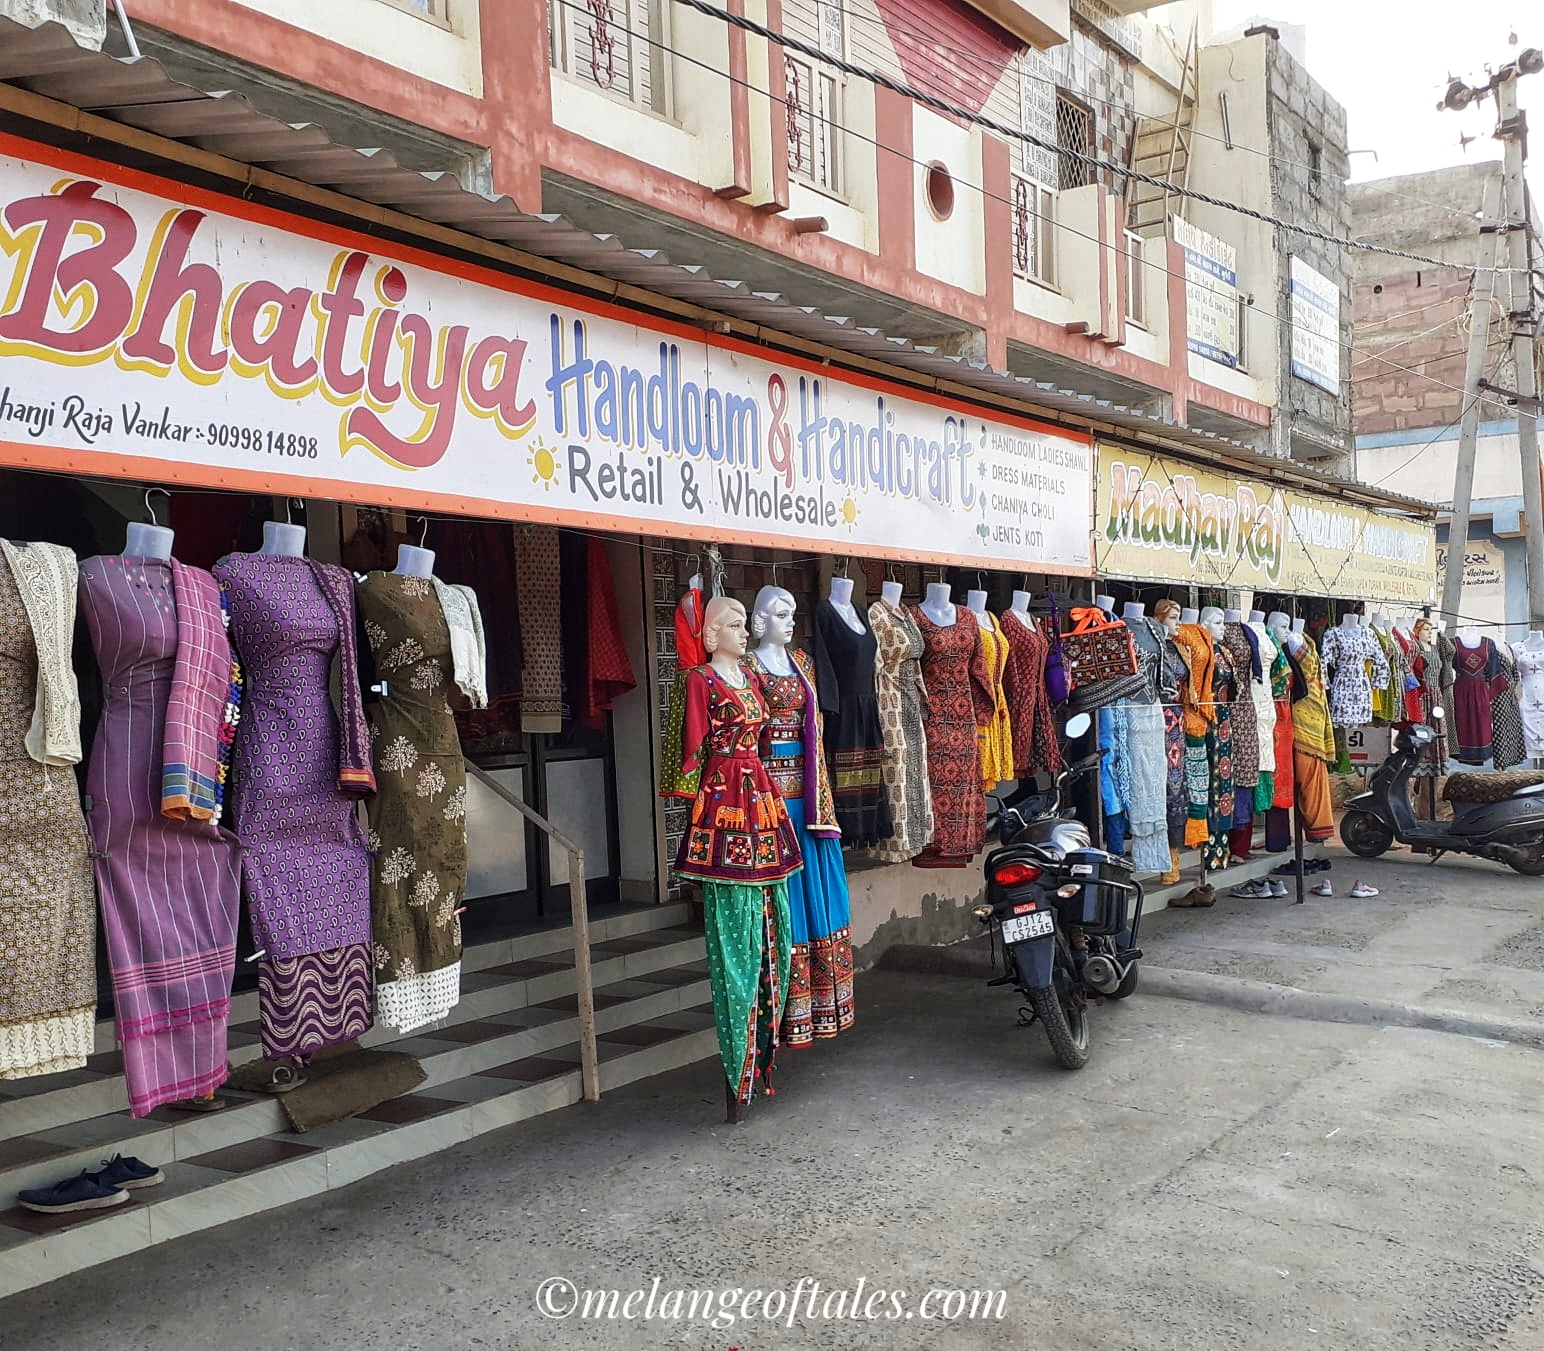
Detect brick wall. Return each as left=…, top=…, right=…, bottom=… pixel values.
left=1350, top=268, right=1477, bottom=437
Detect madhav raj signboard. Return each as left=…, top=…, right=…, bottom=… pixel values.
left=0, top=136, right=1094, bottom=575
left=1095, top=445, right=1437, bottom=605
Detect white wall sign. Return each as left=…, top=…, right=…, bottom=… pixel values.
left=1436, top=540, right=1508, bottom=632
left=1172, top=215, right=1238, bottom=368
left=1290, top=256, right=1341, bottom=394
left=0, top=138, right=1095, bottom=574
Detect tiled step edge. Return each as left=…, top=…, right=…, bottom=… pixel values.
left=0, top=1027, right=719, bottom=1303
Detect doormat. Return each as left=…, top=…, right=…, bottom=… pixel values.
left=225, top=1048, right=427, bottom=1133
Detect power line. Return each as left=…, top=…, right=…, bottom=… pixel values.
left=666, top=0, right=1531, bottom=277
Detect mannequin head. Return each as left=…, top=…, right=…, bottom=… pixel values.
left=1200, top=606, right=1226, bottom=642
left=1267, top=610, right=1291, bottom=644
left=1413, top=617, right=1435, bottom=648
left=1155, top=599, right=1182, bottom=638
left=750, top=586, right=797, bottom=647
left=702, top=596, right=749, bottom=660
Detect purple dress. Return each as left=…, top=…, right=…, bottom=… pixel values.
left=214, top=553, right=374, bottom=1062
left=79, top=556, right=242, bottom=1115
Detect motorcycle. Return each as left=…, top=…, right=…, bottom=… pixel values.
left=976, top=712, right=1145, bottom=1070
left=1341, top=710, right=1544, bottom=875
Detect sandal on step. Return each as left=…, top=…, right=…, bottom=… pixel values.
left=257, top=1063, right=307, bottom=1094
left=167, top=1094, right=228, bottom=1113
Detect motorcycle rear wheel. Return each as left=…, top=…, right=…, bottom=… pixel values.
left=1027, top=984, right=1089, bottom=1069
left=1507, top=845, right=1544, bottom=877
left=1341, top=811, right=1394, bottom=860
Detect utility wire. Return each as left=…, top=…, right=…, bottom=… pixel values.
left=665, top=0, right=1531, bottom=276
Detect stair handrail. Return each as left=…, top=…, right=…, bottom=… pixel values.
left=463, top=759, right=600, bottom=1102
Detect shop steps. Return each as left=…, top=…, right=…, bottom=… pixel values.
left=0, top=905, right=720, bottom=1301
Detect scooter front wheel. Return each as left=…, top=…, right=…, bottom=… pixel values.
left=1027, top=984, right=1090, bottom=1069
left=1341, top=810, right=1394, bottom=860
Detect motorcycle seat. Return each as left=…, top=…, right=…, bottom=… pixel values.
left=1443, top=769, right=1544, bottom=805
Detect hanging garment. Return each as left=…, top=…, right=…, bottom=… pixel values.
left=867, top=599, right=934, bottom=862
left=673, top=666, right=804, bottom=884
left=559, top=532, right=636, bottom=731
left=1414, top=636, right=1447, bottom=777
left=1515, top=642, right=1544, bottom=759
left=1437, top=632, right=1459, bottom=760
left=660, top=588, right=709, bottom=802
left=973, top=614, right=1015, bottom=790
left=359, top=572, right=480, bottom=1034
left=1289, top=638, right=1335, bottom=844
left=0, top=546, right=95, bottom=1079
left=1098, top=703, right=1133, bottom=836
left=1319, top=624, right=1391, bottom=729
left=746, top=651, right=853, bottom=1046
left=1393, top=629, right=1427, bottom=725
left=703, top=880, right=792, bottom=1105
left=1163, top=704, right=1187, bottom=848
left=1172, top=624, right=1217, bottom=849
left=514, top=523, right=563, bottom=733
left=1245, top=621, right=1280, bottom=798
left=1221, top=622, right=1260, bottom=791
left=1001, top=611, right=1061, bottom=779
left=911, top=607, right=993, bottom=864
left=813, top=600, right=893, bottom=845
left=1450, top=638, right=1507, bottom=765
left=1123, top=697, right=1171, bottom=875
left=1492, top=644, right=1527, bottom=771
left=1203, top=643, right=1238, bottom=870
left=80, top=555, right=242, bottom=1113
left=1370, top=629, right=1401, bottom=724
left=215, top=553, right=375, bottom=1063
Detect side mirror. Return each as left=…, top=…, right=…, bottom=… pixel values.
left=1431, top=706, right=1445, bottom=721
left=1063, top=711, right=1092, bottom=740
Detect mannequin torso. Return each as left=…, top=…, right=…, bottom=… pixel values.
left=1008, top=591, right=1036, bottom=630
left=827, top=576, right=866, bottom=634
left=393, top=543, right=435, bottom=577
left=919, top=582, right=956, bottom=627
left=123, top=522, right=174, bottom=559
left=259, top=521, right=307, bottom=557
left=966, top=589, right=992, bottom=630
left=880, top=580, right=904, bottom=608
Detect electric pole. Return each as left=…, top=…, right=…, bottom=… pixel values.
left=1441, top=49, right=1544, bottom=630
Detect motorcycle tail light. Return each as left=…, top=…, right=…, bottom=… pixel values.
left=993, top=862, right=1042, bottom=887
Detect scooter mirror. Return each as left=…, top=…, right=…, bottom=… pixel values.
left=1064, top=712, right=1093, bottom=740
left=1431, top=707, right=1445, bottom=721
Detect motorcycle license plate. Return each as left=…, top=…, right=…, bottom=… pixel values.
left=1000, top=911, right=1055, bottom=944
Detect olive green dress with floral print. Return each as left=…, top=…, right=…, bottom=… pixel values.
left=359, top=572, right=467, bottom=1034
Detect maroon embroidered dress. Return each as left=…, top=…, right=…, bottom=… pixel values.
left=1001, top=613, right=1061, bottom=779
left=912, top=608, right=994, bottom=865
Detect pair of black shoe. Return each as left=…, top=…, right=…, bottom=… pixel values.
left=17, top=1154, right=164, bottom=1213
left=1270, top=857, right=1331, bottom=877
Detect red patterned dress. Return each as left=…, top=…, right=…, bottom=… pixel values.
left=911, top=607, right=994, bottom=865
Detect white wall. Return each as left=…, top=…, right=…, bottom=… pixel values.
left=912, top=107, right=985, bottom=295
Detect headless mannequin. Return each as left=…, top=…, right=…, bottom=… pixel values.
left=1223, top=608, right=1244, bottom=624
left=259, top=521, right=307, bottom=557
left=920, top=582, right=956, bottom=627
left=750, top=586, right=797, bottom=677
left=966, top=589, right=992, bottom=631
left=1459, top=625, right=1481, bottom=647
left=1248, top=610, right=1266, bottom=624
left=1094, top=594, right=1116, bottom=614
left=1122, top=601, right=1145, bottom=621
left=1372, top=612, right=1390, bottom=633
left=1358, top=613, right=1372, bottom=630
left=124, top=521, right=174, bottom=560
left=1340, top=612, right=1361, bottom=631
left=828, top=576, right=865, bottom=634
left=1523, top=630, right=1544, bottom=652
left=1180, top=607, right=1200, bottom=626
left=880, top=580, right=904, bottom=608
left=393, top=543, right=435, bottom=577
left=1007, top=590, right=1036, bottom=630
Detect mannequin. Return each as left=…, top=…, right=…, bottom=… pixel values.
left=1200, top=606, right=1226, bottom=643
left=124, top=520, right=174, bottom=559
left=1122, top=601, right=1145, bottom=621
left=1340, top=611, right=1361, bottom=631
left=1248, top=610, right=1266, bottom=624
left=1180, top=607, right=1200, bottom=626
left=1219, top=608, right=1262, bottom=861
left=1358, top=613, right=1372, bottom=629
left=868, top=586, right=935, bottom=863
left=880, top=579, right=904, bottom=608
left=1525, top=631, right=1544, bottom=651
left=1459, top=625, right=1481, bottom=647
left=1514, top=631, right=1544, bottom=762
left=673, top=595, right=800, bottom=1121
left=1291, top=618, right=1306, bottom=634
left=920, top=582, right=956, bottom=627
left=259, top=520, right=307, bottom=557
left=1269, top=611, right=1303, bottom=654
left=1223, top=608, right=1244, bottom=624
left=1008, top=591, right=1037, bottom=629
left=393, top=543, right=435, bottom=577
left=1170, top=607, right=1220, bottom=905
left=1094, top=593, right=1117, bottom=614
left=966, top=589, right=992, bottom=631
left=1160, top=603, right=1182, bottom=639
left=827, top=575, right=865, bottom=634
left=746, top=586, right=854, bottom=1047
left=1151, top=599, right=1188, bottom=884
left=1371, top=612, right=1389, bottom=634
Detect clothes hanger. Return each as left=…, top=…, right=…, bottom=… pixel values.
left=145, top=488, right=169, bottom=526
left=418, top=516, right=430, bottom=548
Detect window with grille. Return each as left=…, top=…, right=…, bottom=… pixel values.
left=1012, top=174, right=1056, bottom=287
left=785, top=0, right=845, bottom=194
left=380, top=0, right=449, bottom=22
left=1055, top=92, right=1094, bottom=192
left=548, top=0, right=670, bottom=116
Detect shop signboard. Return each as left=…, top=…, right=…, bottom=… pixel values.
left=1343, top=726, right=1391, bottom=770
left=1172, top=215, right=1238, bottom=368
left=1435, top=539, right=1508, bottom=631
left=1095, top=444, right=1437, bottom=605
left=0, top=137, right=1094, bottom=575
left=1290, top=256, right=1341, bottom=394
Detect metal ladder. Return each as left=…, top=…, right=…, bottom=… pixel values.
left=1125, top=20, right=1198, bottom=239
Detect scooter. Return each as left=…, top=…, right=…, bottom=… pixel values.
left=976, top=713, right=1145, bottom=1070
left=1341, top=711, right=1544, bottom=875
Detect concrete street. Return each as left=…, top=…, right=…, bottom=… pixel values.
left=5, top=847, right=1544, bottom=1350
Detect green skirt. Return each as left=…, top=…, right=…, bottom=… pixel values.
left=703, top=880, right=792, bottom=1104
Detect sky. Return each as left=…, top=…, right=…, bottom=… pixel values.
left=1208, top=0, right=1542, bottom=192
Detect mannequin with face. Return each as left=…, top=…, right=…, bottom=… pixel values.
left=1158, top=601, right=1182, bottom=639
left=674, top=594, right=802, bottom=1121
left=1200, top=606, right=1226, bottom=643
left=750, top=586, right=797, bottom=677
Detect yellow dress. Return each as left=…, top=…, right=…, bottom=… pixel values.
left=976, top=615, right=1014, bottom=789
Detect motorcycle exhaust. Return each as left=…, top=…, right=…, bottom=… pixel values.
left=1082, top=953, right=1127, bottom=995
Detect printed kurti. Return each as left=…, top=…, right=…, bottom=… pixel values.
left=974, top=615, right=1014, bottom=790
left=674, top=666, right=803, bottom=884
left=216, top=553, right=375, bottom=1062
left=813, top=601, right=892, bottom=846
left=1221, top=622, right=1260, bottom=790
left=1320, top=624, right=1390, bottom=729
left=1204, top=644, right=1239, bottom=870
left=1370, top=629, right=1401, bottom=724
left=1451, top=638, right=1505, bottom=765
left=747, top=650, right=853, bottom=1046
left=1516, top=642, right=1544, bottom=759
left=912, top=608, right=993, bottom=863
left=1001, top=611, right=1061, bottom=779
left=1246, top=621, right=1280, bottom=783
left=360, top=572, right=474, bottom=1034
left=80, top=555, right=243, bottom=1113
left=0, top=547, right=95, bottom=1079
left=867, top=600, right=934, bottom=863
left=1290, top=638, right=1337, bottom=762
left=1492, top=644, right=1526, bottom=771
left=1173, top=624, right=1217, bottom=849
